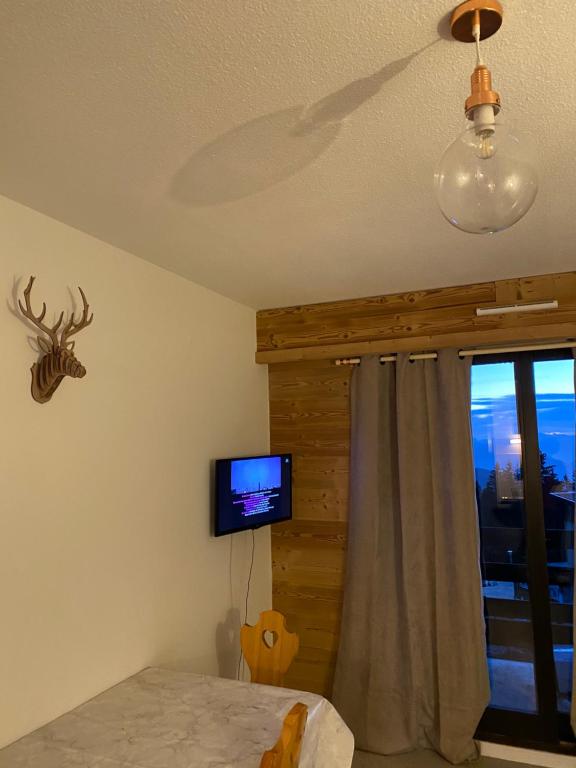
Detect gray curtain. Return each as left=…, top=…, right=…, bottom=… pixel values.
left=333, top=350, right=490, bottom=764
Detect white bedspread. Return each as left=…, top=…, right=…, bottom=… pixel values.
left=0, top=667, right=354, bottom=767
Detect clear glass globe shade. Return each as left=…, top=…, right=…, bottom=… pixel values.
left=434, top=118, right=538, bottom=234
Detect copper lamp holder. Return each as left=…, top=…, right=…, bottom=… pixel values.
left=465, top=65, right=501, bottom=117
left=450, top=0, right=504, bottom=120
left=450, top=0, right=503, bottom=42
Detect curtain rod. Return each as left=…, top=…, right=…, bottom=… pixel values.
left=334, top=340, right=576, bottom=366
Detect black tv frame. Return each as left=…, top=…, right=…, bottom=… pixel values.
left=214, top=453, right=292, bottom=537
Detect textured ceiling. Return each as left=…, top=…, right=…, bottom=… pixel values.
left=1, top=0, right=575, bottom=308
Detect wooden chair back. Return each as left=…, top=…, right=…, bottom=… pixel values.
left=241, top=610, right=299, bottom=686
left=260, top=702, right=308, bottom=768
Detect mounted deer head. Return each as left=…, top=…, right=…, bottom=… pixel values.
left=19, top=276, right=94, bottom=404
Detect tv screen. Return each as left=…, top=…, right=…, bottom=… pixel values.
left=214, top=454, right=292, bottom=536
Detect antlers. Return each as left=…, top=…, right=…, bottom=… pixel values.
left=18, top=276, right=93, bottom=351
left=60, top=286, right=94, bottom=348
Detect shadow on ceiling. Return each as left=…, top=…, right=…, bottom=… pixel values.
left=169, top=40, right=438, bottom=207
left=437, top=9, right=455, bottom=41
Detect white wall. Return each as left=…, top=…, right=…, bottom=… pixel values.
left=0, top=196, right=271, bottom=748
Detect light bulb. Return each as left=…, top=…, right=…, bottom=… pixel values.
left=434, top=108, right=538, bottom=234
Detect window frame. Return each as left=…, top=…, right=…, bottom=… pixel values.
left=473, top=349, right=575, bottom=750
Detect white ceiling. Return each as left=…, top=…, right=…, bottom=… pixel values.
left=1, top=0, right=574, bottom=309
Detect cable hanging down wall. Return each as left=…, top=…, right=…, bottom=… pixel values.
left=237, top=528, right=256, bottom=681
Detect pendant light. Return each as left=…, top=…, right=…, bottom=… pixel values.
left=434, top=0, right=538, bottom=235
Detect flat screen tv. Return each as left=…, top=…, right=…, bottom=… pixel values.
left=214, top=453, right=292, bottom=536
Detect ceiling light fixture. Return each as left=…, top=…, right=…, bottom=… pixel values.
left=434, top=0, right=538, bottom=234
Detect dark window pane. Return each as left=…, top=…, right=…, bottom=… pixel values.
left=534, top=359, right=575, bottom=714
left=472, top=363, right=538, bottom=713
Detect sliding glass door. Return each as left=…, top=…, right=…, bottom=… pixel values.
left=471, top=350, right=575, bottom=748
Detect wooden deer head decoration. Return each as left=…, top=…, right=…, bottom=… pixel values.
left=19, top=276, right=94, bottom=404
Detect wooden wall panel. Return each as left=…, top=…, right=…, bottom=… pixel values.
left=265, top=271, right=576, bottom=698
left=269, top=361, right=351, bottom=697
left=257, top=272, right=576, bottom=363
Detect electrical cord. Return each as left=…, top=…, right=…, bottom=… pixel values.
left=237, top=528, right=256, bottom=680
left=473, top=17, right=483, bottom=66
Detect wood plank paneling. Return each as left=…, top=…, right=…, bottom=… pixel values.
left=266, top=271, right=576, bottom=699
left=269, top=362, right=351, bottom=698
left=257, top=272, right=576, bottom=363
